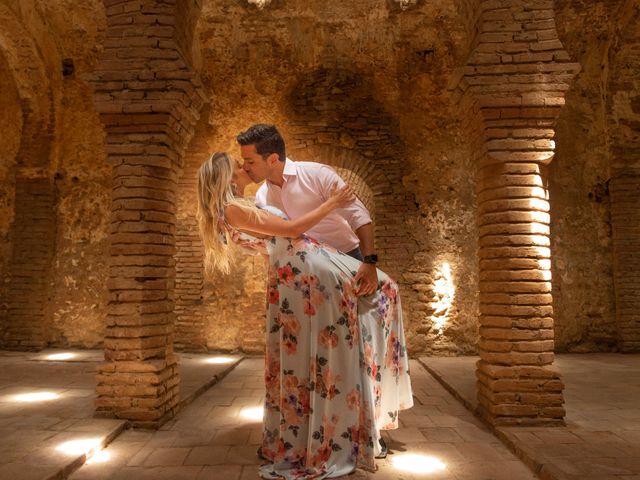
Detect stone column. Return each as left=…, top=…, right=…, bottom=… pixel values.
left=92, top=0, right=204, bottom=427
left=607, top=2, right=640, bottom=352
left=461, top=0, right=580, bottom=425
left=4, top=176, right=56, bottom=349
left=610, top=171, right=640, bottom=352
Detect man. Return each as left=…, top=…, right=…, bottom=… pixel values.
left=238, top=124, right=390, bottom=460
left=237, top=123, right=379, bottom=297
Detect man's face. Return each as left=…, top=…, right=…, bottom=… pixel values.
left=240, top=144, right=270, bottom=183
left=231, top=160, right=252, bottom=195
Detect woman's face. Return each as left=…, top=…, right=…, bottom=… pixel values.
left=231, top=160, right=252, bottom=195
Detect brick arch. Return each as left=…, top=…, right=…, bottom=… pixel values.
left=0, top=3, right=55, bottom=171
left=289, top=145, right=393, bottom=224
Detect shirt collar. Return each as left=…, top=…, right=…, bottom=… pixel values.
left=283, top=158, right=297, bottom=177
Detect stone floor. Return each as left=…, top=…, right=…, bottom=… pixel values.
left=421, top=354, right=640, bottom=480
left=69, top=358, right=537, bottom=480
left=0, top=349, right=242, bottom=480
left=1, top=351, right=638, bottom=480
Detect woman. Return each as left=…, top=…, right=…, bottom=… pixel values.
left=197, top=152, right=413, bottom=480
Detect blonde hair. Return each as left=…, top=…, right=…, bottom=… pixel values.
left=197, top=152, right=263, bottom=275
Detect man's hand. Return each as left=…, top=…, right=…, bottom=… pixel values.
left=353, top=262, right=378, bottom=296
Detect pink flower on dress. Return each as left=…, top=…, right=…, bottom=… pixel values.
left=319, top=328, right=339, bottom=349
left=277, top=263, right=296, bottom=287
left=268, top=287, right=279, bottom=305
left=346, top=388, right=360, bottom=411
left=385, top=330, right=403, bottom=376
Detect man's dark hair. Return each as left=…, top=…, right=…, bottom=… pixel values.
left=236, top=124, right=286, bottom=162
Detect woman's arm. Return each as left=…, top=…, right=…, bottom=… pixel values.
left=224, top=185, right=353, bottom=238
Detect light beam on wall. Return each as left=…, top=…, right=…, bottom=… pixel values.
left=431, top=262, right=455, bottom=334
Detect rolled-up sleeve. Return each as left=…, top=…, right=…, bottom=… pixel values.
left=316, top=165, right=372, bottom=231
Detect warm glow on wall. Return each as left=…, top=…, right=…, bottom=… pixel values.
left=431, top=262, right=455, bottom=334
left=240, top=406, right=264, bottom=422
left=12, top=391, right=60, bottom=402
left=392, top=454, right=447, bottom=473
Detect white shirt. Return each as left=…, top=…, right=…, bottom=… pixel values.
left=255, top=159, right=372, bottom=253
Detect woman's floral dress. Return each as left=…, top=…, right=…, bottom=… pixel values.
left=227, top=207, right=413, bottom=479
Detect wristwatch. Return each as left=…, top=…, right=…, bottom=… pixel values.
left=363, top=254, right=378, bottom=264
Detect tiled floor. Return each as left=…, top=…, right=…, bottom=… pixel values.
left=70, top=358, right=538, bottom=480
left=422, top=354, right=640, bottom=480
left=0, top=349, right=242, bottom=480
left=3, top=350, right=638, bottom=480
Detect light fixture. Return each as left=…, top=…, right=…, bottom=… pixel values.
left=46, top=353, right=75, bottom=361
left=86, top=450, right=111, bottom=464
left=248, top=0, right=271, bottom=8
left=205, top=356, right=235, bottom=365
left=13, top=392, right=60, bottom=402
left=240, top=406, right=264, bottom=421
left=395, top=0, right=417, bottom=10
left=392, top=454, right=447, bottom=473
left=55, top=438, right=102, bottom=456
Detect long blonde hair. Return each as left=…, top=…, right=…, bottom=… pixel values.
left=197, top=152, right=263, bottom=275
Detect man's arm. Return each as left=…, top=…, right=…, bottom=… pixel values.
left=314, top=166, right=379, bottom=296
left=353, top=222, right=378, bottom=296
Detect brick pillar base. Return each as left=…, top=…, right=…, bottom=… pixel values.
left=96, top=355, right=179, bottom=427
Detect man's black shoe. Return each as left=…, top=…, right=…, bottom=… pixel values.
left=257, top=446, right=267, bottom=460
left=375, top=437, right=388, bottom=459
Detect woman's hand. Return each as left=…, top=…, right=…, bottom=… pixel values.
left=327, top=184, right=355, bottom=209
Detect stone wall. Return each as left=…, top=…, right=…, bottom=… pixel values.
left=551, top=0, right=618, bottom=352
left=186, top=0, right=483, bottom=355
left=0, top=0, right=637, bottom=357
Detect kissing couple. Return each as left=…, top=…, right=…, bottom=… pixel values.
left=197, top=124, right=413, bottom=479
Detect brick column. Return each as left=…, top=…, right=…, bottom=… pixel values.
left=461, top=0, right=580, bottom=425
left=3, top=176, right=56, bottom=349
left=610, top=171, right=640, bottom=352
left=92, top=0, right=204, bottom=426
left=175, top=130, right=207, bottom=352
left=607, top=3, right=640, bottom=352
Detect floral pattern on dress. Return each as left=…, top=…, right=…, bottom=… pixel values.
left=227, top=207, right=413, bottom=480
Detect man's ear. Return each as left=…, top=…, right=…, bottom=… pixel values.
left=266, top=153, right=279, bottom=166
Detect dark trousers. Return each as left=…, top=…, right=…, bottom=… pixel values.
left=345, top=247, right=364, bottom=261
